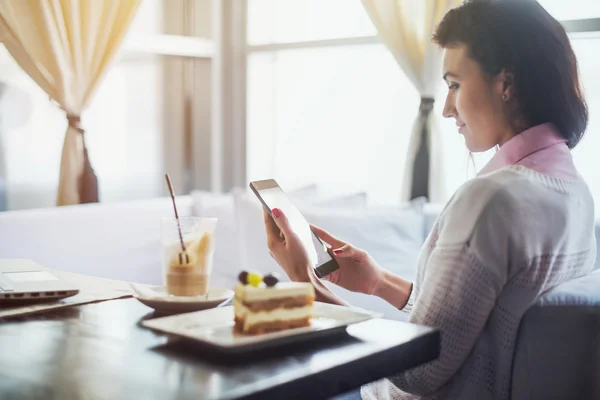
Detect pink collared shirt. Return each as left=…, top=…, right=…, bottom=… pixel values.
left=478, top=123, right=579, bottom=180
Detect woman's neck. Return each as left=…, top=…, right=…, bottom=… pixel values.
left=498, top=119, right=534, bottom=147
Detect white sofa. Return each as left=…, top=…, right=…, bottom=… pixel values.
left=1, top=190, right=599, bottom=323
left=0, top=189, right=427, bottom=320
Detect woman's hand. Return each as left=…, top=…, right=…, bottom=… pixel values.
left=263, top=208, right=315, bottom=282
left=264, top=208, right=348, bottom=306
left=263, top=207, right=385, bottom=294
left=264, top=207, right=410, bottom=308
left=310, top=225, right=385, bottom=295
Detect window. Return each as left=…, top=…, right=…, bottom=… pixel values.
left=537, top=0, right=600, bottom=20
left=0, top=0, right=213, bottom=211
left=246, top=0, right=600, bottom=208
left=248, top=0, right=376, bottom=45
left=248, top=45, right=418, bottom=203
left=0, top=51, right=166, bottom=210
left=571, top=38, right=600, bottom=207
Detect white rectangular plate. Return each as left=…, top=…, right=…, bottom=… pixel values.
left=141, top=302, right=381, bottom=353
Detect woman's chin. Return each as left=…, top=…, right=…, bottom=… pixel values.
left=465, top=144, right=485, bottom=153
left=467, top=143, right=495, bottom=153
left=463, top=135, right=492, bottom=153
left=462, top=136, right=477, bottom=152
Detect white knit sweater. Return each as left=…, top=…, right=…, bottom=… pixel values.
left=361, top=165, right=596, bottom=400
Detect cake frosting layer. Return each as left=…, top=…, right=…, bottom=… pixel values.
left=239, top=295, right=312, bottom=312
left=235, top=282, right=315, bottom=302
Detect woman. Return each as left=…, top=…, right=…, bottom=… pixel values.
left=263, top=1, right=596, bottom=399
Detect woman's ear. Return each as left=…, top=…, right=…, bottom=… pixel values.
left=499, top=69, right=515, bottom=101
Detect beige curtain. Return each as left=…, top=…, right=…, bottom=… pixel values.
left=362, top=0, right=461, bottom=203
left=0, top=0, right=141, bottom=205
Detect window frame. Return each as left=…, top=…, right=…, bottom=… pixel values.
left=123, top=0, right=220, bottom=196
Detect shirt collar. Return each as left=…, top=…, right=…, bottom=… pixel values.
left=478, top=123, right=567, bottom=176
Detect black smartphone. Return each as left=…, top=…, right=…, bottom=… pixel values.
left=249, top=179, right=340, bottom=278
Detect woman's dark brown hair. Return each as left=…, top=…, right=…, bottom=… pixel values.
left=433, top=0, right=588, bottom=149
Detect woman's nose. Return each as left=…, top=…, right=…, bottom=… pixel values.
left=442, top=95, right=456, bottom=119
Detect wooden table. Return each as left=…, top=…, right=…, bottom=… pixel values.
left=0, top=298, right=439, bottom=400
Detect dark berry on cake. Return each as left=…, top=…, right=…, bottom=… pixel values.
left=264, top=273, right=280, bottom=287
left=238, top=271, right=249, bottom=284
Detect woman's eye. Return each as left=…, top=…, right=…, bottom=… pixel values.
left=449, top=83, right=459, bottom=90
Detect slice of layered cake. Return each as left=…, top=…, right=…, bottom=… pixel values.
left=234, top=271, right=315, bottom=334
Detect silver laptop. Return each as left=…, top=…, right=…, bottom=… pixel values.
left=0, top=259, right=79, bottom=303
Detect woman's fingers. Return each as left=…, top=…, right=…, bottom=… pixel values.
left=332, top=244, right=366, bottom=263
left=263, top=208, right=283, bottom=248
left=271, top=208, right=293, bottom=237
left=332, top=244, right=354, bottom=257
left=310, top=224, right=346, bottom=248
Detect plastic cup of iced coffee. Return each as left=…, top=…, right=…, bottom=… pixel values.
left=161, top=217, right=217, bottom=296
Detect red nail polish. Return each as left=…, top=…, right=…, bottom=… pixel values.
left=333, top=249, right=343, bottom=255
left=272, top=208, right=282, bottom=218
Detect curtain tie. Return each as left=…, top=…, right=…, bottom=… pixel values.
left=409, top=97, right=436, bottom=201
left=419, top=97, right=435, bottom=113
left=66, top=114, right=84, bottom=134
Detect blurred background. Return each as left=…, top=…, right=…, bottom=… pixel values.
left=0, top=0, right=599, bottom=211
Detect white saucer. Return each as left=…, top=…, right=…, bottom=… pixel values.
left=131, top=284, right=234, bottom=315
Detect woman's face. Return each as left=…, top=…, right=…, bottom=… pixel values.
left=442, top=44, right=513, bottom=152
